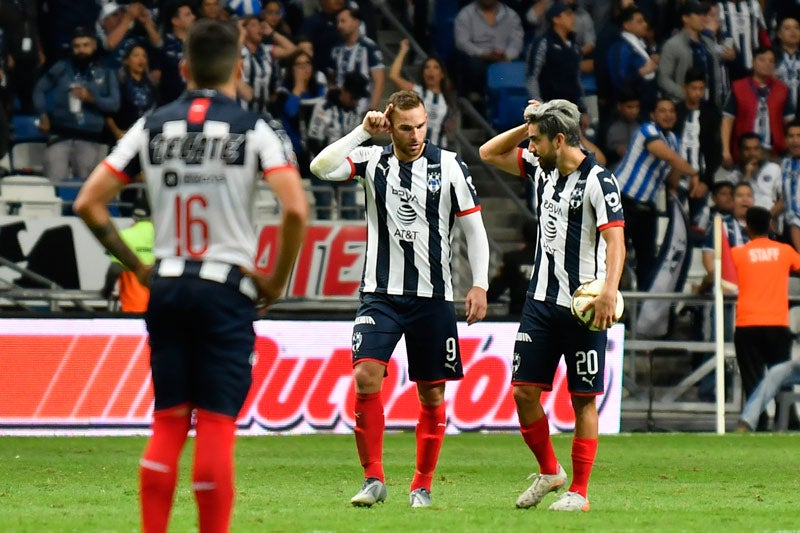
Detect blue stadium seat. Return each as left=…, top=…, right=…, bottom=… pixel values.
left=486, top=61, right=528, bottom=131
left=11, top=115, right=47, bottom=144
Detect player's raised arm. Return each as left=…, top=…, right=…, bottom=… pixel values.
left=478, top=123, right=529, bottom=175
left=310, top=108, right=391, bottom=181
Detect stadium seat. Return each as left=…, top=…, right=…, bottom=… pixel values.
left=11, top=114, right=47, bottom=144
left=9, top=142, right=46, bottom=175
left=0, top=175, right=62, bottom=217
left=486, top=62, right=528, bottom=131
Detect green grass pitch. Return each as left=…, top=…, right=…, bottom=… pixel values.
left=1, top=432, right=798, bottom=531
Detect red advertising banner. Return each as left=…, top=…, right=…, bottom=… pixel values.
left=0, top=320, right=624, bottom=436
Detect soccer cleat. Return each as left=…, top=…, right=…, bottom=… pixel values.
left=350, top=477, right=387, bottom=507
left=409, top=488, right=432, bottom=508
left=548, top=491, right=590, bottom=512
left=515, top=463, right=567, bottom=509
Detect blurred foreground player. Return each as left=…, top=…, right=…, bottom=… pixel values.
left=479, top=99, right=625, bottom=511
left=74, top=18, right=308, bottom=532
left=310, top=90, right=490, bottom=508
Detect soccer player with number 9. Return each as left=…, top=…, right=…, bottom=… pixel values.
left=479, top=99, right=625, bottom=512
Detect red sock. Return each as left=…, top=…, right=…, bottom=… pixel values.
left=411, top=403, right=446, bottom=492
left=193, top=409, right=236, bottom=533
left=569, top=437, right=598, bottom=498
left=354, top=392, right=385, bottom=482
left=519, top=416, right=559, bottom=475
left=140, top=404, right=191, bottom=533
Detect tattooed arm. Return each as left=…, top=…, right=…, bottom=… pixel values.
left=73, top=166, right=152, bottom=286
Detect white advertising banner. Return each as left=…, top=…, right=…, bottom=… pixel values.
left=0, top=319, right=624, bottom=436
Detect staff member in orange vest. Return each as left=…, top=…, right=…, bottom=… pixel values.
left=101, top=197, right=154, bottom=313
left=731, top=205, right=800, bottom=430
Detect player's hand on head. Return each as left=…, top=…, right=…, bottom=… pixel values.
left=362, top=110, right=390, bottom=135
left=464, top=286, right=487, bottom=325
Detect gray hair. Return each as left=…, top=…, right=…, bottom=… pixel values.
left=523, top=99, right=581, bottom=146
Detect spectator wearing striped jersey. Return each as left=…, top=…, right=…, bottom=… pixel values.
left=775, top=17, right=800, bottom=122
left=479, top=99, right=626, bottom=512
left=238, top=14, right=297, bottom=116
left=782, top=121, right=800, bottom=251
left=306, top=71, right=369, bottom=219
left=310, top=90, right=489, bottom=509
left=329, top=4, right=384, bottom=113
left=724, top=132, right=783, bottom=227
left=721, top=46, right=793, bottom=167
left=614, top=97, right=703, bottom=289
left=389, top=38, right=454, bottom=148
left=74, top=19, right=308, bottom=531
left=715, top=0, right=770, bottom=81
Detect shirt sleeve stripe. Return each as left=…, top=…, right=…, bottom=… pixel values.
left=517, top=147, right=525, bottom=177
left=262, top=163, right=298, bottom=179
left=599, top=220, right=625, bottom=232
left=102, top=160, right=131, bottom=184
left=457, top=205, right=482, bottom=217
left=347, top=157, right=356, bottom=180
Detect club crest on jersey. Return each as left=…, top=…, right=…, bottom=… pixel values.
left=569, top=186, right=585, bottom=210
left=427, top=172, right=441, bottom=193
left=352, top=332, right=362, bottom=353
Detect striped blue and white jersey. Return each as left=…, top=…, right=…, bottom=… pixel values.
left=702, top=211, right=749, bottom=250
left=782, top=157, right=800, bottom=228
left=717, top=0, right=767, bottom=70
left=241, top=43, right=280, bottom=115
left=519, top=148, right=626, bottom=308
left=412, top=84, right=449, bottom=148
left=345, top=142, right=480, bottom=301
left=615, top=121, right=680, bottom=204
left=330, top=35, right=384, bottom=91
left=104, top=90, right=297, bottom=268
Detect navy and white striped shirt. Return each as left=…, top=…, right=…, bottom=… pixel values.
left=241, top=43, right=281, bottom=115
left=717, top=0, right=767, bottom=70
left=345, top=142, right=480, bottom=301
left=413, top=84, right=448, bottom=147
left=330, top=36, right=384, bottom=106
left=519, top=149, right=626, bottom=308
left=615, top=121, right=680, bottom=204
left=702, top=212, right=749, bottom=250
left=782, top=156, right=800, bottom=228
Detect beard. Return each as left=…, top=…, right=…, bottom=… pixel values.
left=538, top=152, right=557, bottom=172
left=72, top=53, right=93, bottom=69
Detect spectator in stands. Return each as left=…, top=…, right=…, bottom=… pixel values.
left=657, top=1, right=723, bottom=109
left=306, top=71, right=368, bottom=219
left=781, top=121, right=800, bottom=251
left=487, top=218, right=536, bottom=317
left=675, top=67, right=722, bottom=230
left=722, top=46, right=793, bottom=168
left=101, top=196, right=154, bottom=313
left=775, top=17, right=800, bottom=121
left=106, top=43, right=156, bottom=141
left=197, top=0, right=230, bottom=21
left=389, top=38, right=454, bottom=148
left=453, top=0, right=524, bottom=108
left=33, top=27, right=120, bottom=182
left=329, top=5, right=384, bottom=113
left=606, top=6, right=659, bottom=117
left=155, top=0, right=195, bottom=105
left=615, top=97, right=701, bottom=289
left=731, top=205, right=800, bottom=431
left=239, top=14, right=296, bottom=116
left=724, top=133, right=783, bottom=225
left=563, top=0, right=595, bottom=71
left=605, top=86, right=640, bottom=169
left=261, top=1, right=293, bottom=38
left=277, top=49, right=326, bottom=179
left=300, top=0, right=345, bottom=73
left=716, top=0, right=770, bottom=81
left=0, top=1, right=43, bottom=114
left=701, top=3, right=735, bottom=107
left=525, top=2, right=583, bottom=106
left=96, top=2, right=162, bottom=71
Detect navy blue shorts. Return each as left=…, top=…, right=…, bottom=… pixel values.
left=352, top=293, right=463, bottom=382
left=513, top=298, right=606, bottom=395
left=145, top=275, right=256, bottom=417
